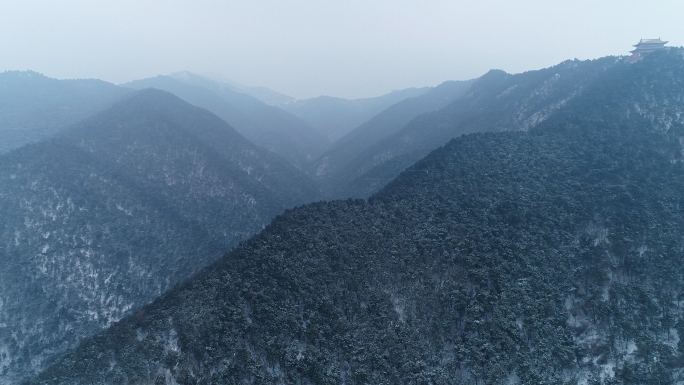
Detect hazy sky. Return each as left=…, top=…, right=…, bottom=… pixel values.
left=1, top=0, right=681, bottom=99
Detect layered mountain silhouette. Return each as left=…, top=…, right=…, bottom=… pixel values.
left=0, top=71, right=130, bottom=154
left=0, top=89, right=320, bottom=382
left=321, top=56, right=621, bottom=199
left=282, top=87, right=432, bottom=141
left=31, top=50, right=684, bottom=384
left=123, top=73, right=328, bottom=169
left=200, top=72, right=295, bottom=106
left=312, top=79, right=475, bottom=197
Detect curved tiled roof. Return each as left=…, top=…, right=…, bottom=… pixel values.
left=633, top=38, right=668, bottom=47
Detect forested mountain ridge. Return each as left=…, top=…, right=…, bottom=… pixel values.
left=332, top=55, right=622, bottom=199
left=0, top=70, right=130, bottom=154
left=282, top=87, right=432, bottom=141
left=31, top=50, right=684, bottom=384
left=123, top=73, right=329, bottom=169
left=0, top=89, right=320, bottom=383
left=312, top=79, right=474, bottom=197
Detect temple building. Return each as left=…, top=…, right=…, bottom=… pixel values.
left=628, top=38, right=668, bottom=62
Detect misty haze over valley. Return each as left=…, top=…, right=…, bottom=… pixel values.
left=1, top=1, right=684, bottom=384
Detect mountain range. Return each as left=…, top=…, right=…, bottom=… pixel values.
left=0, top=71, right=130, bottom=154
left=200, top=73, right=295, bottom=107
left=318, top=56, right=622, bottom=199
left=0, top=89, right=319, bottom=382
left=0, top=68, right=459, bottom=382
left=282, top=87, right=432, bottom=142
left=312, top=79, right=475, bottom=198
left=28, top=49, right=684, bottom=384
left=123, top=73, right=329, bottom=169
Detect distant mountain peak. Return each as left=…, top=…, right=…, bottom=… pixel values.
left=121, top=87, right=190, bottom=105
left=0, top=69, right=44, bottom=77
left=169, top=70, right=193, bottom=81
left=168, top=70, right=208, bottom=81
left=121, top=73, right=329, bottom=168
left=0, top=71, right=130, bottom=154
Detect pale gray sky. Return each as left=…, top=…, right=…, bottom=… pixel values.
left=0, top=0, right=681, bottom=99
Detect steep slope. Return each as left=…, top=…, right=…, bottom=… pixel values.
left=331, top=56, right=620, bottom=198
left=282, top=87, right=432, bottom=141
left=32, top=50, right=684, bottom=384
left=0, top=71, right=130, bottom=154
left=123, top=74, right=328, bottom=169
left=313, top=79, right=474, bottom=194
left=0, top=89, right=320, bottom=383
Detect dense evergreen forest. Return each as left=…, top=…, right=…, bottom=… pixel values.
left=30, top=50, right=684, bottom=384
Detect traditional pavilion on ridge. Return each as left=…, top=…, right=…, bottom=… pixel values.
left=628, top=38, right=668, bottom=62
